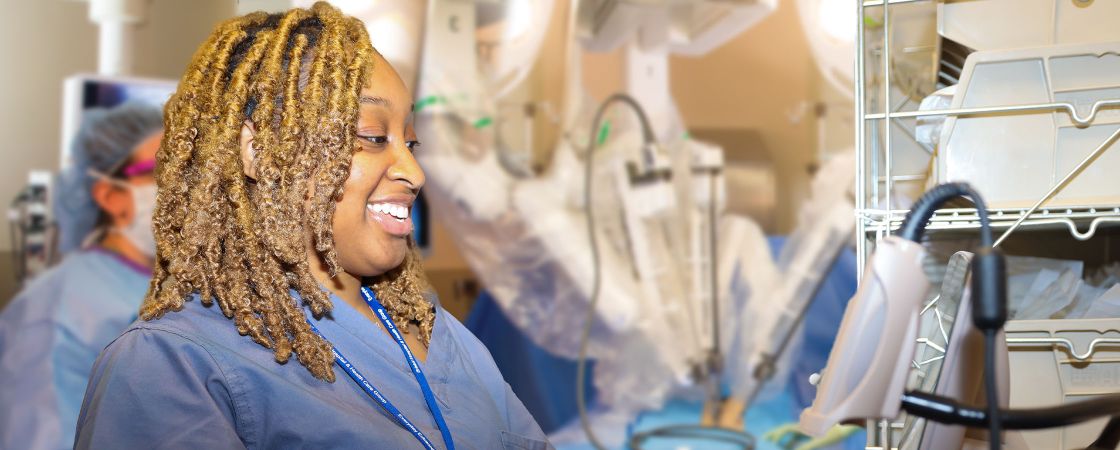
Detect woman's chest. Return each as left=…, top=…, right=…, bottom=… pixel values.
left=231, top=340, right=508, bottom=449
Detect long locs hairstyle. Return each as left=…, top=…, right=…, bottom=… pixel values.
left=141, top=2, right=434, bottom=382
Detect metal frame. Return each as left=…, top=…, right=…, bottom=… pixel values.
left=1005, top=337, right=1120, bottom=362
left=854, top=0, right=1120, bottom=447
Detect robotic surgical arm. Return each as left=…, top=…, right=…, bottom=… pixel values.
left=703, top=150, right=858, bottom=430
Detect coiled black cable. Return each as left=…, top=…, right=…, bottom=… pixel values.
left=896, top=182, right=1003, bottom=449
left=897, top=182, right=992, bottom=246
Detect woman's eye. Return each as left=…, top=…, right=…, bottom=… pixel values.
left=357, top=135, right=388, bottom=145
left=407, top=141, right=421, bottom=151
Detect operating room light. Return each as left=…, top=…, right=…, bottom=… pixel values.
left=818, top=0, right=854, bottom=43
left=294, top=0, right=426, bottom=89
left=366, top=13, right=410, bottom=64
left=324, top=0, right=375, bottom=15
left=503, top=0, right=532, bottom=41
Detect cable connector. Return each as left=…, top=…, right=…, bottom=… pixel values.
left=970, top=246, right=1007, bottom=332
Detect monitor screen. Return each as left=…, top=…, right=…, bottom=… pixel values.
left=60, top=74, right=177, bottom=170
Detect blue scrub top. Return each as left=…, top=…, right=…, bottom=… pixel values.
left=0, top=248, right=151, bottom=450
left=75, top=289, right=552, bottom=450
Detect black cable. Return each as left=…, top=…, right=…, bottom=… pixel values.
left=901, top=390, right=1120, bottom=430
left=896, top=182, right=1006, bottom=448
left=1085, top=415, right=1120, bottom=450
left=983, top=329, right=1001, bottom=450
left=897, top=182, right=992, bottom=246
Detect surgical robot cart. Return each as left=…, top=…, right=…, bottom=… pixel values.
left=411, top=0, right=888, bottom=447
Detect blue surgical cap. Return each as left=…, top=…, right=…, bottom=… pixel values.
left=54, top=101, right=163, bottom=255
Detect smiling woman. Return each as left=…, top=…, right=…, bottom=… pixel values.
left=73, top=3, right=550, bottom=449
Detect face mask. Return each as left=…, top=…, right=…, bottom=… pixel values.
left=89, top=168, right=157, bottom=257
left=115, top=182, right=157, bottom=258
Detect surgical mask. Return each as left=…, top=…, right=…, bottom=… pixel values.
left=88, top=169, right=157, bottom=257
left=115, top=182, right=157, bottom=257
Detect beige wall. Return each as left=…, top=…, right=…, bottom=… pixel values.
left=132, top=1, right=235, bottom=78
left=669, top=1, right=815, bottom=233
left=1, top=1, right=96, bottom=255
left=582, top=2, right=816, bottom=233
left=236, top=0, right=291, bottom=15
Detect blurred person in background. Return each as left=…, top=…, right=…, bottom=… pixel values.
left=0, top=101, right=161, bottom=450
left=74, top=3, right=548, bottom=449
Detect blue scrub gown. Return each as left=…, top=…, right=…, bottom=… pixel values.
left=0, top=248, right=151, bottom=450
left=75, top=289, right=552, bottom=450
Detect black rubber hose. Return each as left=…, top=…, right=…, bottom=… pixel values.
left=897, top=182, right=992, bottom=246
left=983, top=330, right=1001, bottom=450
left=1085, top=415, right=1120, bottom=450
left=901, top=391, right=1120, bottom=430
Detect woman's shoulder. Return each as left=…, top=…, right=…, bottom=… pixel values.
left=78, top=299, right=249, bottom=449
left=106, top=295, right=326, bottom=383
left=133, top=294, right=226, bottom=330
left=110, top=294, right=254, bottom=362
left=89, top=296, right=275, bottom=416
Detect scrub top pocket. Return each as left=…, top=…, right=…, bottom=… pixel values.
left=500, top=431, right=554, bottom=450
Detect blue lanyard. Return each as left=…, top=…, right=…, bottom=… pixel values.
left=306, top=287, right=455, bottom=450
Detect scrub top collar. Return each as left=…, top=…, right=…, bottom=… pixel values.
left=305, top=289, right=454, bottom=384
left=87, top=245, right=153, bottom=277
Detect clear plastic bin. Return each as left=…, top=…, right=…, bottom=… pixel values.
left=936, top=41, right=1120, bottom=209
left=1004, top=318, right=1120, bottom=449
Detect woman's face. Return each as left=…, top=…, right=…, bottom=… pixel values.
left=331, top=55, right=425, bottom=277
left=95, top=131, right=161, bottom=229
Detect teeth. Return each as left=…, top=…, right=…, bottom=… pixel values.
left=368, top=203, right=408, bottom=220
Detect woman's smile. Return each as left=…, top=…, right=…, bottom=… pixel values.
left=367, top=193, right=415, bottom=237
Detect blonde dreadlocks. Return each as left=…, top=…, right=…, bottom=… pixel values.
left=141, top=2, right=434, bottom=382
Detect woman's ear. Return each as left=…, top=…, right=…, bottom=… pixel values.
left=91, top=179, right=133, bottom=228
left=240, top=120, right=258, bottom=180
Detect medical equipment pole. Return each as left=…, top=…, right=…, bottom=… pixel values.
left=87, top=0, right=149, bottom=76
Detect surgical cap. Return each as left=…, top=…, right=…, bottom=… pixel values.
left=54, top=101, right=163, bottom=255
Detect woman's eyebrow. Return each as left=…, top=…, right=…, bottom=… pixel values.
left=359, top=95, right=390, bottom=107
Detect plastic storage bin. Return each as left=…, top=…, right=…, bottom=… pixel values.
left=936, top=41, right=1120, bottom=209
left=1003, top=318, right=1120, bottom=449
left=939, top=0, right=1120, bottom=52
